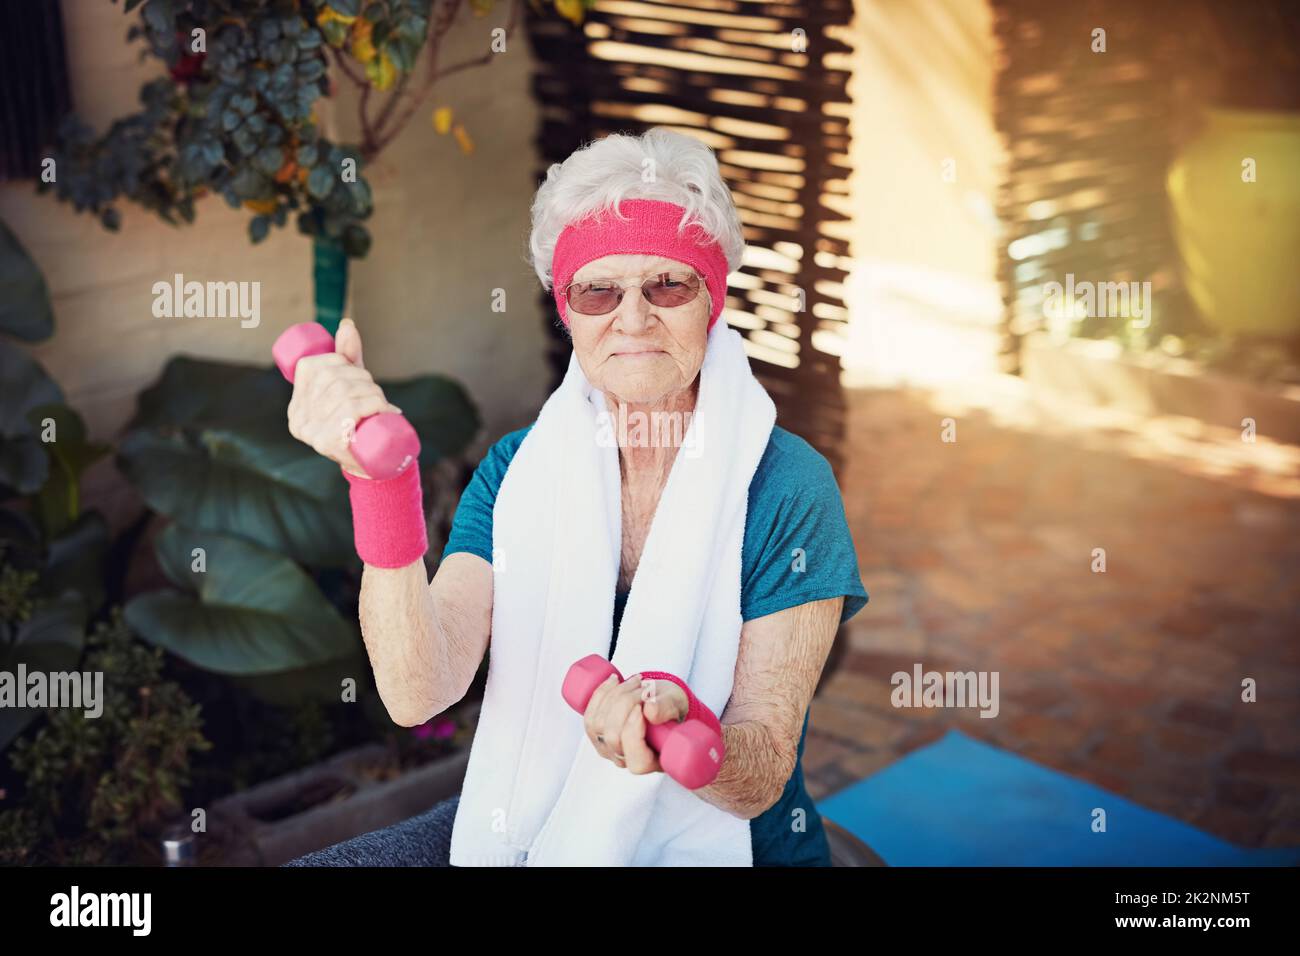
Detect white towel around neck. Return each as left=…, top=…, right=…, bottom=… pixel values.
left=448, top=321, right=776, bottom=866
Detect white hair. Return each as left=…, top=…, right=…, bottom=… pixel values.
left=527, top=128, right=745, bottom=292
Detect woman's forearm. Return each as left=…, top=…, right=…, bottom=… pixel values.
left=357, top=556, right=490, bottom=726
left=693, top=718, right=797, bottom=820
left=357, top=562, right=452, bottom=726
left=693, top=598, right=843, bottom=820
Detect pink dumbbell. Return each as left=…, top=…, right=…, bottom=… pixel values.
left=562, top=654, right=725, bottom=790
left=272, top=321, right=420, bottom=480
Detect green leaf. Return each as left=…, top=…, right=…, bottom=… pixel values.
left=124, top=524, right=358, bottom=676
left=0, top=595, right=88, bottom=752
left=341, top=223, right=371, bottom=258
left=0, top=342, right=62, bottom=495
left=0, top=220, right=55, bottom=342
left=327, top=0, right=363, bottom=17
left=116, top=426, right=355, bottom=569
left=397, top=14, right=429, bottom=42
left=252, top=145, right=286, bottom=177
left=345, top=178, right=373, bottom=217
left=232, top=127, right=261, bottom=158
left=125, top=354, right=288, bottom=434
left=386, top=36, right=419, bottom=73
left=200, top=138, right=223, bottom=167
left=319, top=18, right=349, bottom=46
left=307, top=165, right=336, bottom=200
left=141, top=0, right=176, bottom=36
left=297, top=57, right=326, bottom=82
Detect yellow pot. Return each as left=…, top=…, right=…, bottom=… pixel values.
left=1167, top=108, right=1300, bottom=336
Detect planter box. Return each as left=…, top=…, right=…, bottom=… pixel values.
left=1021, top=332, right=1300, bottom=445
left=206, top=705, right=477, bottom=866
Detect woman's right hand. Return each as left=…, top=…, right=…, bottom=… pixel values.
left=286, top=317, right=404, bottom=479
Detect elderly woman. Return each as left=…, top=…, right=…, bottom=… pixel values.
left=284, top=128, right=868, bottom=867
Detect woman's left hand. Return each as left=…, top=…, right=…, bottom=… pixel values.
left=583, top=674, right=690, bottom=775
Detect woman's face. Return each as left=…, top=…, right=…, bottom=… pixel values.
left=565, top=253, right=711, bottom=405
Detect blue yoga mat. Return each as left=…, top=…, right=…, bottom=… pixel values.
left=817, top=730, right=1300, bottom=866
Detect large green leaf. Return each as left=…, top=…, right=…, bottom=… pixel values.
left=0, top=342, right=62, bottom=495
left=124, top=524, right=358, bottom=677
left=125, top=354, right=292, bottom=434
left=0, top=594, right=88, bottom=751
left=117, top=426, right=354, bottom=568
left=0, top=221, right=54, bottom=342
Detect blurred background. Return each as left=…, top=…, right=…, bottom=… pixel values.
left=0, top=0, right=1296, bottom=866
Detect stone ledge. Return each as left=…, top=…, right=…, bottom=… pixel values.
left=1021, top=332, right=1300, bottom=445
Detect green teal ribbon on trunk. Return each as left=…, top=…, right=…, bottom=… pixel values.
left=312, top=237, right=348, bottom=335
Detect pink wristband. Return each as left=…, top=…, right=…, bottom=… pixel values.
left=639, top=671, right=723, bottom=738
left=341, top=464, right=429, bottom=568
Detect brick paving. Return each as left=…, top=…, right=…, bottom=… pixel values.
left=806, top=380, right=1300, bottom=850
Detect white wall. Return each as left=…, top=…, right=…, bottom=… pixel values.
left=0, top=0, right=549, bottom=532
left=840, top=0, right=1005, bottom=386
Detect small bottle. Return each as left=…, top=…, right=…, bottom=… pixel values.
left=160, top=822, right=196, bottom=867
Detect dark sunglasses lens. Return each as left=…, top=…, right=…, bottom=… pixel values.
left=643, top=274, right=700, bottom=307
left=568, top=284, right=621, bottom=315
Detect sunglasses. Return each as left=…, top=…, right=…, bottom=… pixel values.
left=561, top=271, right=703, bottom=316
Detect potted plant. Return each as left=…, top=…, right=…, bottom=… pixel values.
left=1167, top=1, right=1300, bottom=338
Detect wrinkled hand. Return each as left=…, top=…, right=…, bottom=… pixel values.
left=285, top=317, right=403, bottom=478
left=583, top=674, right=690, bottom=774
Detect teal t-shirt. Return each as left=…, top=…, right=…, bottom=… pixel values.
left=442, top=423, right=869, bottom=866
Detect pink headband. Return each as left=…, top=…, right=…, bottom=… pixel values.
left=551, top=198, right=730, bottom=331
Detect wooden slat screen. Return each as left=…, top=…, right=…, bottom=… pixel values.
left=989, top=0, right=1215, bottom=372
left=0, top=0, right=73, bottom=182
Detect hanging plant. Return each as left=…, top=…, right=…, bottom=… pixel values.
left=37, top=0, right=595, bottom=259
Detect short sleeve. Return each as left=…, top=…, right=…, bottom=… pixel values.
left=740, top=432, right=869, bottom=626
left=440, top=426, right=531, bottom=565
